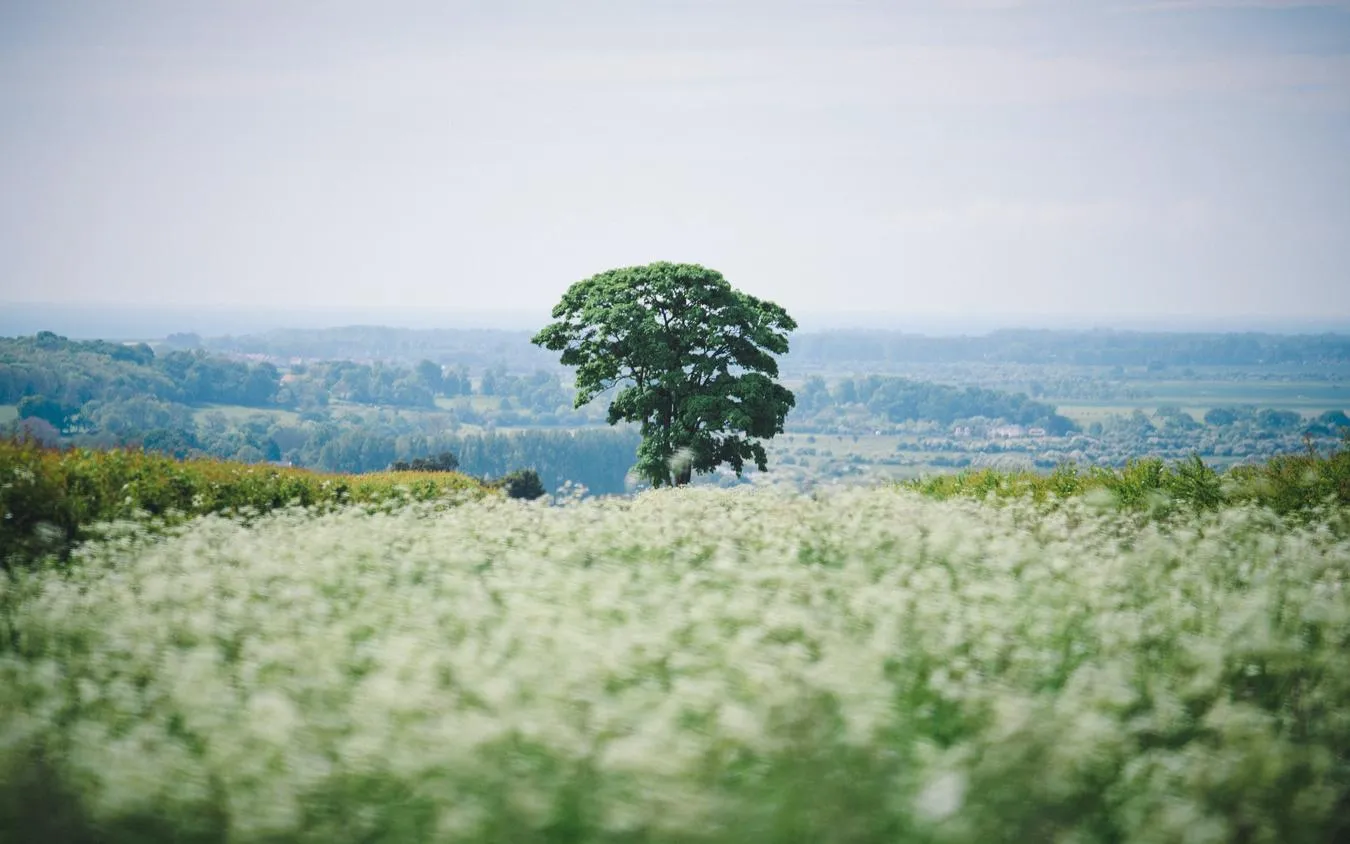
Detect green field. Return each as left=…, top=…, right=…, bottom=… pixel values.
left=1057, top=403, right=1342, bottom=428
left=771, top=432, right=909, bottom=469
left=763, top=433, right=968, bottom=482
left=1140, top=378, right=1347, bottom=407
left=1055, top=404, right=1209, bottom=425
left=1051, top=379, right=1347, bottom=422
left=193, top=403, right=302, bottom=426
left=434, top=395, right=505, bottom=412
left=776, top=431, right=906, bottom=456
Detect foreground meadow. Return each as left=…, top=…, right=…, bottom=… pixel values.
left=2, top=487, right=1349, bottom=843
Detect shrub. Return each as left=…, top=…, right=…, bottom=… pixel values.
left=493, top=468, right=547, bottom=500
left=389, top=451, right=460, bottom=473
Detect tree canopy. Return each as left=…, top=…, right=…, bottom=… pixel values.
left=532, top=262, right=796, bottom=487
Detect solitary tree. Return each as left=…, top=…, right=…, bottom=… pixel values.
left=532, top=262, right=797, bottom=487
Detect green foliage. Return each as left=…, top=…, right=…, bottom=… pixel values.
left=904, top=436, right=1350, bottom=521
left=304, top=359, right=436, bottom=408
left=816, top=374, right=1076, bottom=431
left=493, top=468, right=547, bottom=500
left=0, top=333, right=282, bottom=407
left=533, top=262, right=797, bottom=487
left=0, top=333, right=449, bottom=430
left=15, top=395, right=76, bottom=432
left=1320, top=409, right=1350, bottom=429
left=1256, top=407, right=1302, bottom=431
left=389, top=451, right=460, bottom=473
left=79, top=396, right=196, bottom=437
left=0, top=437, right=486, bottom=570
left=1226, top=439, right=1350, bottom=517
left=414, top=359, right=445, bottom=393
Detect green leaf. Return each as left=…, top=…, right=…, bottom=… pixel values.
left=532, top=263, right=797, bottom=487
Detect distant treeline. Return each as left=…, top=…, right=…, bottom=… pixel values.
left=0, top=332, right=280, bottom=412
left=793, top=375, right=1077, bottom=434
left=0, top=333, right=585, bottom=426
left=787, top=329, right=1350, bottom=368
left=175, top=326, right=561, bottom=371
left=186, top=325, right=1350, bottom=370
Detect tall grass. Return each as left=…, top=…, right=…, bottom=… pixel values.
left=904, top=436, right=1350, bottom=522
left=2, top=487, right=1348, bottom=842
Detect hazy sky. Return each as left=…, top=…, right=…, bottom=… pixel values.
left=1, top=0, right=1348, bottom=326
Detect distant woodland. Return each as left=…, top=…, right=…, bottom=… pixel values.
left=3, top=327, right=1347, bottom=493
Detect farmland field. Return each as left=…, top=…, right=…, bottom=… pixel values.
left=1051, top=378, right=1347, bottom=423
left=435, top=395, right=506, bottom=412
left=1055, top=404, right=1205, bottom=426
left=3, top=488, right=1348, bottom=842
left=193, top=403, right=301, bottom=426
left=1136, top=378, right=1347, bottom=407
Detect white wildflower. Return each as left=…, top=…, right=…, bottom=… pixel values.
left=915, top=769, right=967, bottom=822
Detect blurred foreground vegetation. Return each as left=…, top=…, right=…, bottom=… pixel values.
left=3, top=435, right=1350, bottom=841
left=2, top=484, right=1348, bottom=842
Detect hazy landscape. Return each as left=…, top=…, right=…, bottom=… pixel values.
left=4, top=321, right=1347, bottom=494
left=4, top=2, right=1350, bottom=842
left=4, top=312, right=1348, bottom=841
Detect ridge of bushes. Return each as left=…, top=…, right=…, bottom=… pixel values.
left=1, top=437, right=488, bottom=569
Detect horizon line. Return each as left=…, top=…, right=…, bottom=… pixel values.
left=3, top=302, right=1350, bottom=339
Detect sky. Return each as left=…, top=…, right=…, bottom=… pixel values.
left=1, top=0, right=1348, bottom=331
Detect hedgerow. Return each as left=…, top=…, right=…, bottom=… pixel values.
left=1, top=437, right=486, bottom=568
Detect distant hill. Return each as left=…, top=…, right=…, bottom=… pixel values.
left=190, top=325, right=1350, bottom=370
